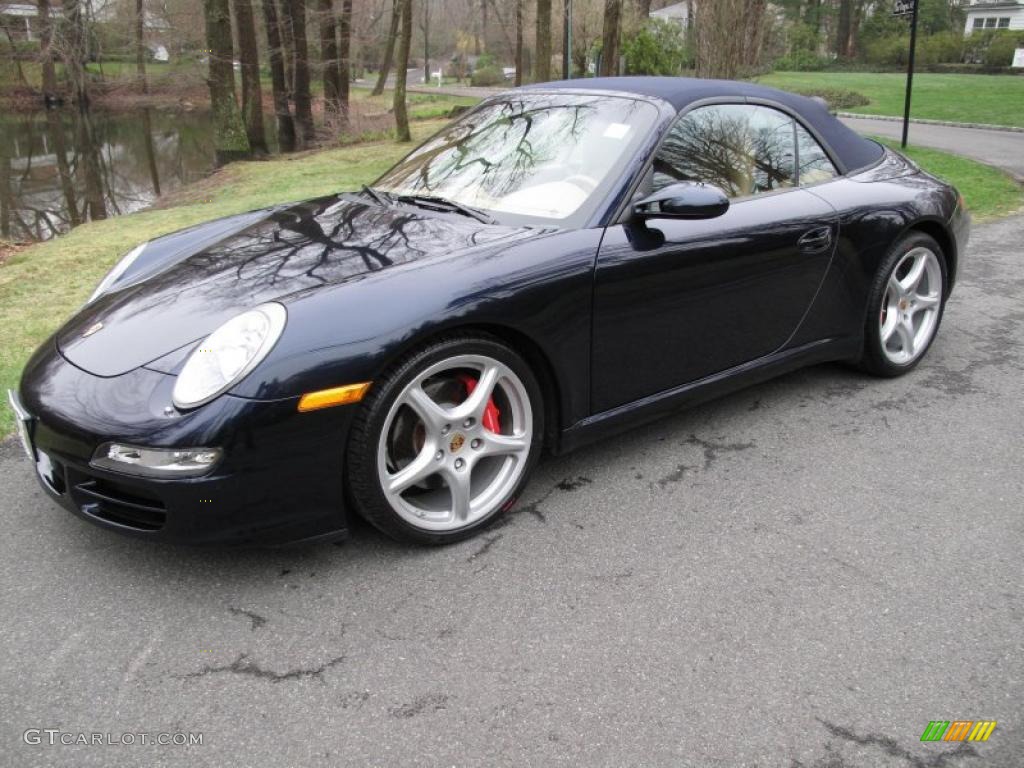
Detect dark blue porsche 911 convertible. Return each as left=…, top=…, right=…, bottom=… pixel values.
left=10, top=77, right=969, bottom=545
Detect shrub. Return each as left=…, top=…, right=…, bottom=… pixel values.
left=622, top=18, right=690, bottom=76
left=863, top=34, right=910, bottom=66
left=774, top=50, right=829, bottom=71
left=792, top=87, right=870, bottom=110
left=916, top=32, right=963, bottom=65
left=982, top=31, right=1023, bottom=68
left=470, top=65, right=504, bottom=87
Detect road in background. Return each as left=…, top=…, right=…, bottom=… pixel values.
left=840, top=116, right=1024, bottom=181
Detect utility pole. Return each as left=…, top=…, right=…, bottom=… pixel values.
left=894, top=0, right=919, bottom=148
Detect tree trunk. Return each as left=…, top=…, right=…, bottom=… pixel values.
left=63, top=0, right=90, bottom=106
left=234, top=0, right=268, bottom=153
left=36, top=0, right=59, bottom=100
left=0, top=142, right=9, bottom=239
left=279, top=0, right=296, bottom=94
left=514, top=0, right=523, bottom=85
left=741, top=0, right=767, bottom=68
left=261, top=0, right=296, bottom=151
left=140, top=107, right=161, bottom=196
left=338, top=0, right=352, bottom=126
left=135, top=0, right=147, bottom=92
left=835, top=0, right=852, bottom=58
left=535, top=0, right=551, bottom=82
left=284, top=0, right=316, bottom=146
left=203, top=0, right=251, bottom=164
left=635, top=0, right=651, bottom=17
left=393, top=0, right=412, bottom=142
left=76, top=109, right=108, bottom=220
left=318, top=0, right=341, bottom=115
left=371, top=0, right=399, bottom=96
left=849, top=0, right=864, bottom=59
left=599, top=0, right=621, bottom=76
left=45, top=109, right=80, bottom=225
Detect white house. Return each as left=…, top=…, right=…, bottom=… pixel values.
left=650, top=1, right=693, bottom=27
left=963, top=0, right=1024, bottom=33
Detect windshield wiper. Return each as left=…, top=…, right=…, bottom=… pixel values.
left=394, top=194, right=495, bottom=225
left=361, top=185, right=392, bottom=207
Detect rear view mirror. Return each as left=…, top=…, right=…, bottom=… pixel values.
left=634, top=182, right=730, bottom=220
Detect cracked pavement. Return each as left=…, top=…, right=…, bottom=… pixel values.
left=2, top=214, right=1023, bottom=766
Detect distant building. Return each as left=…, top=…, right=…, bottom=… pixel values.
left=0, top=1, right=60, bottom=41
left=963, top=0, right=1024, bottom=33
left=650, top=1, right=693, bottom=27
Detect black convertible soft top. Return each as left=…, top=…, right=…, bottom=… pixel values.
left=525, top=76, right=884, bottom=174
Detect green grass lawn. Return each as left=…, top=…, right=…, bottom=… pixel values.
left=881, top=139, right=1024, bottom=219
left=756, top=72, right=1024, bottom=128
left=1, top=127, right=1021, bottom=436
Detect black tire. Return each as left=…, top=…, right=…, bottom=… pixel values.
left=347, top=334, right=544, bottom=545
left=858, top=231, right=948, bottom=378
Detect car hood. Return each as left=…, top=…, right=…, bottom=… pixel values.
left=57, top=195, right=542, bottom=377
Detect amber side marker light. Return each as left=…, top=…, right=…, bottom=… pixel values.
left=298, top=382, right=371, bottom=412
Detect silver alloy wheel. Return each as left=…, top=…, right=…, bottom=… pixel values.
left=879, top=246, right=942, bottom=365
left=376, top=354, right=533, bottom=532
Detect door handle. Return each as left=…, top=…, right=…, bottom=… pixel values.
left=798, top=226, right=833, bottom=252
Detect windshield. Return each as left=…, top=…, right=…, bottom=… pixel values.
left=374, top=92, right=660, bottom=228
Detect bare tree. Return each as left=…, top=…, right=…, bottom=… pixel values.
left=36, top=0, right=59, bottom=100
left=135, top=0, right=147, bottom=92
left=235, top=0, right=268, bottom=153
left=599, top=0, right=621, bottom=76
left=283, top=0, right=316, bottom=146
left=393, top=0, right=412, bottom=142
left=63, top=0, right=90, bottom=105
left=694, top=0, right=767, bottom=78
left=203, top=0, right=251, bottom=163
left=262, top=0, right=296, bottom=151
left=371, top=0, right=399, bottom=96
left=535, top=0, right=551, bottom=81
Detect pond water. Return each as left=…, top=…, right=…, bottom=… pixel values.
left=0, top=107, right=278, bottom=242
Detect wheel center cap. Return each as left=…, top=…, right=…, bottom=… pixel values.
left=449, top=433, right=465, bottom=453
left=898, top=298, right=909, bottom=311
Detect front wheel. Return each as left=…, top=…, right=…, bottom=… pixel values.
left=347, top=336, right=544, bottom=544
left=859, top=232, right=947, bottom=377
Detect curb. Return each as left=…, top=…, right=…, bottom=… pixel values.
left=837, top=112, right=1024, bottom=133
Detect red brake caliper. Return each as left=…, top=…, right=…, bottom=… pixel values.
left=457, top=374, right=501, bottom=433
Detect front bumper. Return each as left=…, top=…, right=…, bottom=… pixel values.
left=13, top=341, right=353, bottom=545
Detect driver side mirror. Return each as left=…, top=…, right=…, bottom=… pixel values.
left=633, top=182, right=730, bottom=220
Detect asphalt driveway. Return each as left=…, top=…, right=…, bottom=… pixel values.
left=840, top=116, right=1024, bottom=182
left=1, top=213, right=1022, bottom=767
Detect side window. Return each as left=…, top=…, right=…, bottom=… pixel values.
left=795, top=123, right=838, bottom=185
left=652, top=104, right=795, bottom=199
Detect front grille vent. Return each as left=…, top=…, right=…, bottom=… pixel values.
left=74, top=479, right=167, bottom=531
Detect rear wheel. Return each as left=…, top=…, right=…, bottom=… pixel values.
left=859, top=232, right=947, bottom=377
left=347, top=336, right=543, bottom=544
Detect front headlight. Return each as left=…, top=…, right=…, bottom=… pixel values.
left=172, top=303, right=287, bottom=410
left=88, top=242, right=148, bottom=304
